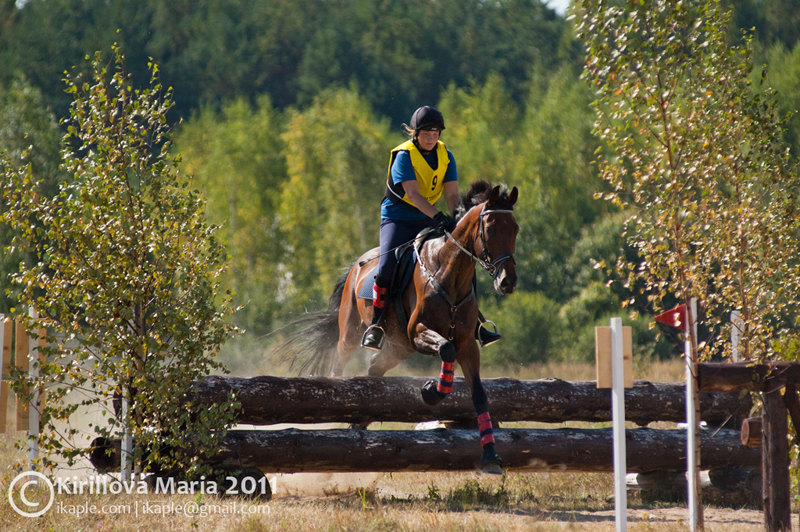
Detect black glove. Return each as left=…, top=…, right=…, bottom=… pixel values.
left=432, top=211, right=456, bottom=232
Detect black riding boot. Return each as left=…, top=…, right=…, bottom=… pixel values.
left=361, top=282, right=388, bottom=351
left=362, top=310, right=386, bottom=351
left=472, top=274, right=501, bottom=347
left=476, top=311, right=502, bottom=347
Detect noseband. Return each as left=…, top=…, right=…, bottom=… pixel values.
left=445, top=206, right=516, bottom=279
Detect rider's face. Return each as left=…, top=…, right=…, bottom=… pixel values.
left=417, top=129, right=440, bottom=151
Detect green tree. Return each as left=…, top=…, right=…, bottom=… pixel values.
left=437, top=74, right=520, bottom=184
left=0, top=0, right=152, bottom=117
left=276, top=88, right=392, bottom=310
left=0, top=78, right=64, bottom=314
left=513, top=65, right=602, bottom=301
left=757, top=41, right=800, bottom=155
left=479, top=291, right=562, bottom=369
left=1, top=45, right=239, bottom=475
left=578, top=0, right=800, bottom=361
left=175, top=95, right=286, bottom=336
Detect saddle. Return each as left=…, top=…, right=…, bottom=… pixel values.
left=357, top=227, right=442, bottom=333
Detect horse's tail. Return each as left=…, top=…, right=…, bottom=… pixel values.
left=269, top=270, right=348, bottom=376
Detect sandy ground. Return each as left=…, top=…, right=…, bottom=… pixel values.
left=268, top=471, right=774, bottom=531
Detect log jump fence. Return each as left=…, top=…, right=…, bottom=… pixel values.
left=193, top=374, right=761, bottom=475
left=6, top=311, right=791, bottom=529
left=91, top=374, right=758, bottom=478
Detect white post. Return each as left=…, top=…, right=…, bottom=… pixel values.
left=685, top=298, right=702, bottom=531
left=610, top=317, right=627, bottom=532
left=120, top=389, right=133, bottom=482
left=27, top=308, right=39, bottom=470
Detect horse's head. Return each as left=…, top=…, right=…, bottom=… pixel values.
left=459, top=181, right=519, bottom=295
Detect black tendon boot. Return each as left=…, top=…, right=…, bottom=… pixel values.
left=361, top=282, right=388, bottom=351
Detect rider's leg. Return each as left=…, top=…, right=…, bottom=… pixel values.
left=362, top=217, right=430, bottom=351
left=473, top=274, right=502, bottom=347
left=362, top=219, right=400, bottom=350
left=361, top=280, right=388, bottom=350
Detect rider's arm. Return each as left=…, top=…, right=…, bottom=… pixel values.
left=443, top=151, right=459, bottom=215
left=401, top=180, right=440, bottom=218
left=444, top=181, right=460, bottom=215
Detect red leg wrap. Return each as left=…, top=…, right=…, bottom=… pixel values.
left=437, top=361, right=455, bottom=394
left=372, top=283, right=387, bottom=309
left=478, top=410, right=495, bottom=446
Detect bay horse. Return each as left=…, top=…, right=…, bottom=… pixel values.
left=280, top=180, right=518, bottom=473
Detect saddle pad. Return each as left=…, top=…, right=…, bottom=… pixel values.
left=356, top=240, right=419, bottom=301
left=357, top=266, right=379, bottom=300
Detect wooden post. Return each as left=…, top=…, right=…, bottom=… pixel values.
left=783, top=382, right=800, bottom=532
left=762, top=387, right=791, bottom=531
left=0, top=316, right=11, bottom=433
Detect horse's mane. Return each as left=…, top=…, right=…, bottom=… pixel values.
left=455, top=180, right=514, bottom=221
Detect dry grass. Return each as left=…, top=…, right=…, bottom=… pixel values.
left=0, top=359, right=768, bottom=531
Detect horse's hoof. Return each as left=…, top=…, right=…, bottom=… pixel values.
left=479, top=445, right=503, bottom=475
left=481, top=461, right=503, bottom=475
left=420, top=380, right=447, bottom=405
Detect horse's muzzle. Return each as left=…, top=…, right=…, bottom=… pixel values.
left=493, top=264, right=517, bottom=295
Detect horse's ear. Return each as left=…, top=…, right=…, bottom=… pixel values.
left=509, top=186, right=518, bottom=206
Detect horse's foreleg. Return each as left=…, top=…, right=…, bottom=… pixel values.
left=460, top=348, right=503, bottom=474
left=412, top=327, right=456, bottom=406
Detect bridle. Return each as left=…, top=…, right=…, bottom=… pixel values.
left=444, top=205, right=516, bottom=279
left=412, top=204, right=516, bottom=340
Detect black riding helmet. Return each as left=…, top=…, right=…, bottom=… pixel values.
left=409, top=106, right=445, bottom=131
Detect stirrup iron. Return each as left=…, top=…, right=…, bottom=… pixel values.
left=361, top=324, right=386, bottom=351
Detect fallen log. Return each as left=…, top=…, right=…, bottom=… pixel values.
left=90, top=427, right=754, bottom=474
left=698, top=362, right=800, bottom=393
left=193, top=376, right=749, bottom=426
left=215, top=427, right=757, bottom=473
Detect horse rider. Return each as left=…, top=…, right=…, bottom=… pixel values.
left=360, top=105, right=502, bottom=351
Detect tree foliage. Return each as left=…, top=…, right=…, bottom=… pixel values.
left=3, top=0, right=800, bottom=371
left=0, top=0, right=572, bottom=125
left=0, top=45, right=239, bottom=474
left=578, top=0, right=800, bottom=361
left=276, top=88, right=392, bottom=309
left=0, top=78, right=63, bottom=314
left=175, top=95, right=286, bottom=335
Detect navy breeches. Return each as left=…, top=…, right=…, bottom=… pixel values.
left=376, top=218, right=432, bottom=288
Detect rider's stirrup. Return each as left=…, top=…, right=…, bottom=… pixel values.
left=361, top=324, right=386, bottom=351
left=477, top=319, right=501, bottom=348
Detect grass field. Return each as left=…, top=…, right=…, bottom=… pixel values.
left=0, top=359, right=776, bottom=531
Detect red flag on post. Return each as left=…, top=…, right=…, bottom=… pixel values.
left=655, top=303, right=687, bottom=330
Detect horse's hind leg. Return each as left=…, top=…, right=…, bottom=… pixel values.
left=331, top=291, right=364, bottom=377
